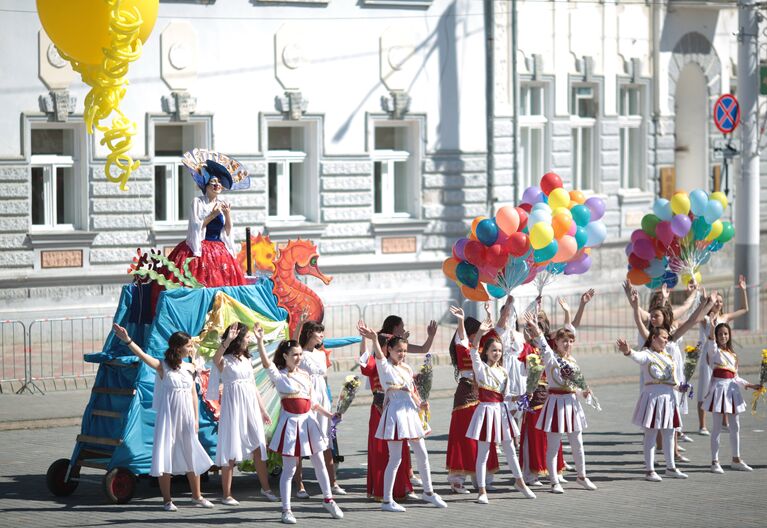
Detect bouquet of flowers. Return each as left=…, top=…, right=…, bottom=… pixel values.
left=680, top=344, right=701, bottom=398
left=517, top=354, right=544, bottom=412
left=555, top=356, right=602, bottom=411
left=414, top=353, right=433, bottom=428
left=750, top=349, right=767, bottom=415
left=329, top=375, right=361, bottom=439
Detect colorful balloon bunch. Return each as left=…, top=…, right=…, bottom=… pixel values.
left=443, top=172, right=607, bottom=301
left=625, top=189, right=733, bottom=289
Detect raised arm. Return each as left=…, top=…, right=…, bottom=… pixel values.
left=254, top=323, right=272, bottom=369
left=496, top=296, right=515, bottom=330
left=627, top=285, right=650, bottom=340
left=449, top=305, right=467, bottom=342
left=358, top=321, right=384, bottom=360
left=616, top=338, right=649, bottom=364
left=671, top=281, right=699, bottom=320
left=558, top=297, right=572, bottom=327
left=291, top=308, right=309, bottom=342
left=723, top=275, right=749, bottom=322
left=623, top=280, right=649, bottom=323
left=672, top=294, right=715, bottom=342
left=572, top=289, right=595, bottom=328
left=523, top=314, right=555, bottom=366
left=407, top=320, right=438, bottom=354
left=112, top=323, right=161, bottom=373
left=213, top=324, right=239, bottom=372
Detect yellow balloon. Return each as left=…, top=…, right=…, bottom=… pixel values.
left=552, top=207, right=572, bottom=219
left=681, top=271, right=702, bottom=287
left=670, top=192, right=691, bottom=215
left=710, top=191, right=728, bottom=211
left=547, top=188, right=571, bottom=210
left=706, top=220, right=723, bottom=241
left=530, top=223, right=554, bottom=250
left=37, top=0, right=159, bottom=65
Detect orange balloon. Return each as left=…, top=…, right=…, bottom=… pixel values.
left=471, top=216, right=488, bottom=238
left=442, top=258, right=459, bottom=281
left=552, top=213, right=573, bottom=239
left=552, top=235, right=577, bottom=263
left=462, top=283, right=490, bottom=302
left=495, top=206, right=520, bottom=235
left=469, top=232, right=478, bottom=241
left=627, top=268, right=651, bottom=286
left=569, top=190, right=586, bottom=205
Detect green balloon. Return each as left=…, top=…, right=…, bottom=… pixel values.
left=717, top=221, right=735, bottom=243
left=534, top=240, right=558, bottom=263
left=692, top=217, right=711, bottom=240
left=571, top=205, right=591, bottom=228
left=641, top=214, right=661, bottom=237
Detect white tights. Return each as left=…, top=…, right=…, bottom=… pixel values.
left=711, top=412, right=740, bottom=461
left=643, top=428, right=675, bottom=471
left=547, top=431, right=585, bottom=481
left=476, top=440, right=522, bottom=488
left=384, top=438, right=432, bottom=502
left=280, top=453, right=331, bottom=512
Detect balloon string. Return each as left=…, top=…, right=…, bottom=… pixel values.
left=61, top=0, right=142, bottom=191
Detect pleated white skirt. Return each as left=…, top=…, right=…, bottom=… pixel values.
left=632, top=384, right=681, bottom=429
left=375, top=391, right=428, bottom=440
left=466, top=402, right=519, bottom=442
left=535, top=393, right=587, bottom=433
left=703, top=378, right=746, bottom=415
left=269, top=410, right=328, bottom=457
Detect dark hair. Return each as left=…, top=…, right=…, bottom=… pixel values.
left=714, top=322, right=733, bottom=352
left=538, top=311, right=551, bottom=338
left=642, top=326, right=670, bottom=349
left=273, top=339, right=301, bottom=369
left=648, top=305, right=673, bottom=332
left=379, top=315, right=404, bottom=336
left=222, top=322, right=251, bottom=359
left=480, top=336, right=502, bottom=364
left=299, top=321, right=324, bottom=349
left=165, top=331, right=192, bottom=370
left=449, top=316, right=481, bottom=371
left=648, top=291, right=671, bottom=311
left=376, top=333, right=407, bottom=358
left=553, top=327, right=576, bottom=342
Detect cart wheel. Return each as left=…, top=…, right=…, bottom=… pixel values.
left=269, top=465, right=282, bottom=477
left=47, top=458, right=79, bottom=497
left=103, top=467, right=136, bottom=504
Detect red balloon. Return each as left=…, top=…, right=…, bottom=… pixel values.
left=485, top=244, right=508, bottom=268
left=628, top=253, right=649, bottom=270
left=540, top=172, right=563, bottom=196
left=478, top=264, right=500, bottom=283
left=653, top=238, right=667, bottom=258
left=516, top=206, right=529, bottom=231
left=464, top=240, right=486, bottom=265
left=503, top=232, right=530, bottom=257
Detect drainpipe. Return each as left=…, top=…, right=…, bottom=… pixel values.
left=512, top=0, right=519, bottom=205
left=485, top=0, right=495, bottom=216
left=652, top=0, right=660, bottom=195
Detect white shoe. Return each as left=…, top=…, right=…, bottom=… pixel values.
left=410, top=475, right=423, bottom=487
left=422, top=492, right=448, bottom=508
left=526, top=479, right=543, bottom=487
left=281, top=510, right=297, bottom=524
left=382, top=500, right=406, bottom=512
left=323, top=499, right=344, bottom=519
left=192, top=497, right=214, bottom=508
left=675, top=455, right=691, bottom=463
left=665, top=468, right=688, bottom=479
left=406, top=491, right=419, bottom=500
left=731, top=461, right=753, bottom=472
left=261, top=489, right=279, bottom=502
left=163, top=501, right=177, bottom=512
left=645, top=472, right=662, bottom=482
left=514, top=482, right=536, bottom=499
left=450, top=483, right=470, bottom=494
left=476, top=493, right=488, bottom=504
left=222, top=496, right=240, bottom=506
left=557, top=475, right=568, bottom=483
left=711, top=463, right=724, bottom=474
left=698, top=428, right=710, bottom=436
left=296, top=489, right=310, bottom=499
left=678, top=445, right=687, bottom=452
left=563, top=462, right=573, bottom=471
left=551, top=483, right=564, bottom=494
left=680, top=433, right=694, bottom=443
left=576, top=477, right=597, bottom=491
left=331, top=484, right=347, bottom=495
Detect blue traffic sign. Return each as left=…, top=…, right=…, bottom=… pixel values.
left=713, top=94, right=740, bottom=134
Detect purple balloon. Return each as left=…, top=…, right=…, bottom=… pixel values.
left=624, top=242, right=634, bottom=257
left=522, top=185, right=543, bottom=205
left=631, top=229, right=651, bottom=244
left=453, top=238, right=468, bottom=260
left=584, top=197, right=605, bottom=221
left=655, top=221, right=674, bottom=246
left=633, top=238, right=655, bottom=261
left=565, top=255, right=592, bottom=275
left=670, top=214, right=692, bottom=238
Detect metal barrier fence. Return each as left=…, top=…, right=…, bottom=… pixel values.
left=0, top=320, right=28, bottom=393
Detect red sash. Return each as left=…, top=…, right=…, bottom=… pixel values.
left=477, top=388, right=504, bottom=403
left=712, top=368, right=735, bottom=379
left=281, top=398, right=311, bottom=414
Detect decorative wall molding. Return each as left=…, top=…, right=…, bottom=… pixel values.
left=38, top=90, right=77, bottom=122
left=380, top=90, right=411, bottom=120
left=275, top=91, right=309, bottom=120
left=161, top=91, right=198, bottom=121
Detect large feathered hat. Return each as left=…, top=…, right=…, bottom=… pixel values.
left=181, top=148, right=251, bottom=193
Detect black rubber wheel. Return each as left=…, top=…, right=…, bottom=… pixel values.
left=103, top=467, right=136, bottom=504
left=269, top=465, right=282, bottom=477
left=47, top=458, right=80, bottom=497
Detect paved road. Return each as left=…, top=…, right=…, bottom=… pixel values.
left=1, top=380, right=765, bottom=528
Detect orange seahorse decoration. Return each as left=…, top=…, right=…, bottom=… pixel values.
left=272, top=239, right=332, bottom=334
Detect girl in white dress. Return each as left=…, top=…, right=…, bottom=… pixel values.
left=696, top=276, right=749, bottom=435
left=523, top=316, right=597, bottom=494
left=112, top=324, right=214, bottom=511
left=254, top=325, right=343, bottom=525
left=358, top=321, right=448, bottom=513
left=616, top=328, right=690, bottom=482
left=208, top=322, right=276, bottom=505
left=466, top=317, right=536, bottom=504
left=701, top=321, right=761, bottom=473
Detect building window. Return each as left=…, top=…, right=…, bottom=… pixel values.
left=154, top=124, right=204, bottom=223
left=267, top=125, right=315, bottom=221
left=30, top=127, right=83, bottom=230
left=373, top=125, right=417, bottom=218
left=618, top=85, right=644, bottom=190
left=570, top=85, right=598, bottom=191
left=519, top=84, right=547, bottom=200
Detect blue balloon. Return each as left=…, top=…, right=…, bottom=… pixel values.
left=692, top=217, right=711, bottom=240
left=703, top=200, right=723, bottom=224
left=653, top=198, right=673, bottom=222
left=476, top=218, right=499, bottom=246
left=647, top=259, right=665, bottom=278
left=575, top=226, right=588, bottom=248
left=546, top=262, right=567, bottom=275
left=528, top=210, right=552, bottom=226
left=585, top=221, right=607, bottom=247
left=456, top=261, right=479, bottom=288
left=487, top=284, right=507, bottom=299
left=534, top=240, right=558, bottom=263
left=708, top=240, right=723, bottom=252
left=531, top=202, right=552, bottom=214
left=699, top=252, right=712, bottom=265
left=663, top=274, right=679, bottom=289
left=689, top=189, right=709, bottom=217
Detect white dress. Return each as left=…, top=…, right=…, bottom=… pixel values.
left=466, top=346, right=519, bottom=443
left=150, top=361, right=214, bottom=477
left=186, top=195, right=236, bottom=257
left=629, top=348, right=681, bottom=430
left=702, top=340, right=748, bottom=415
left=215, top=355, right=267, bottom=465
left=375, top=358, right=428, bottom=440
left=299, top=349, right=332, bottom=438
left=533, top=337, right=588, bottom=433
left=502, top=329, right=527, bottom=398
left=267, top=365, right=328, bottom=457
left=696, top=317, right=717, bottom=403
